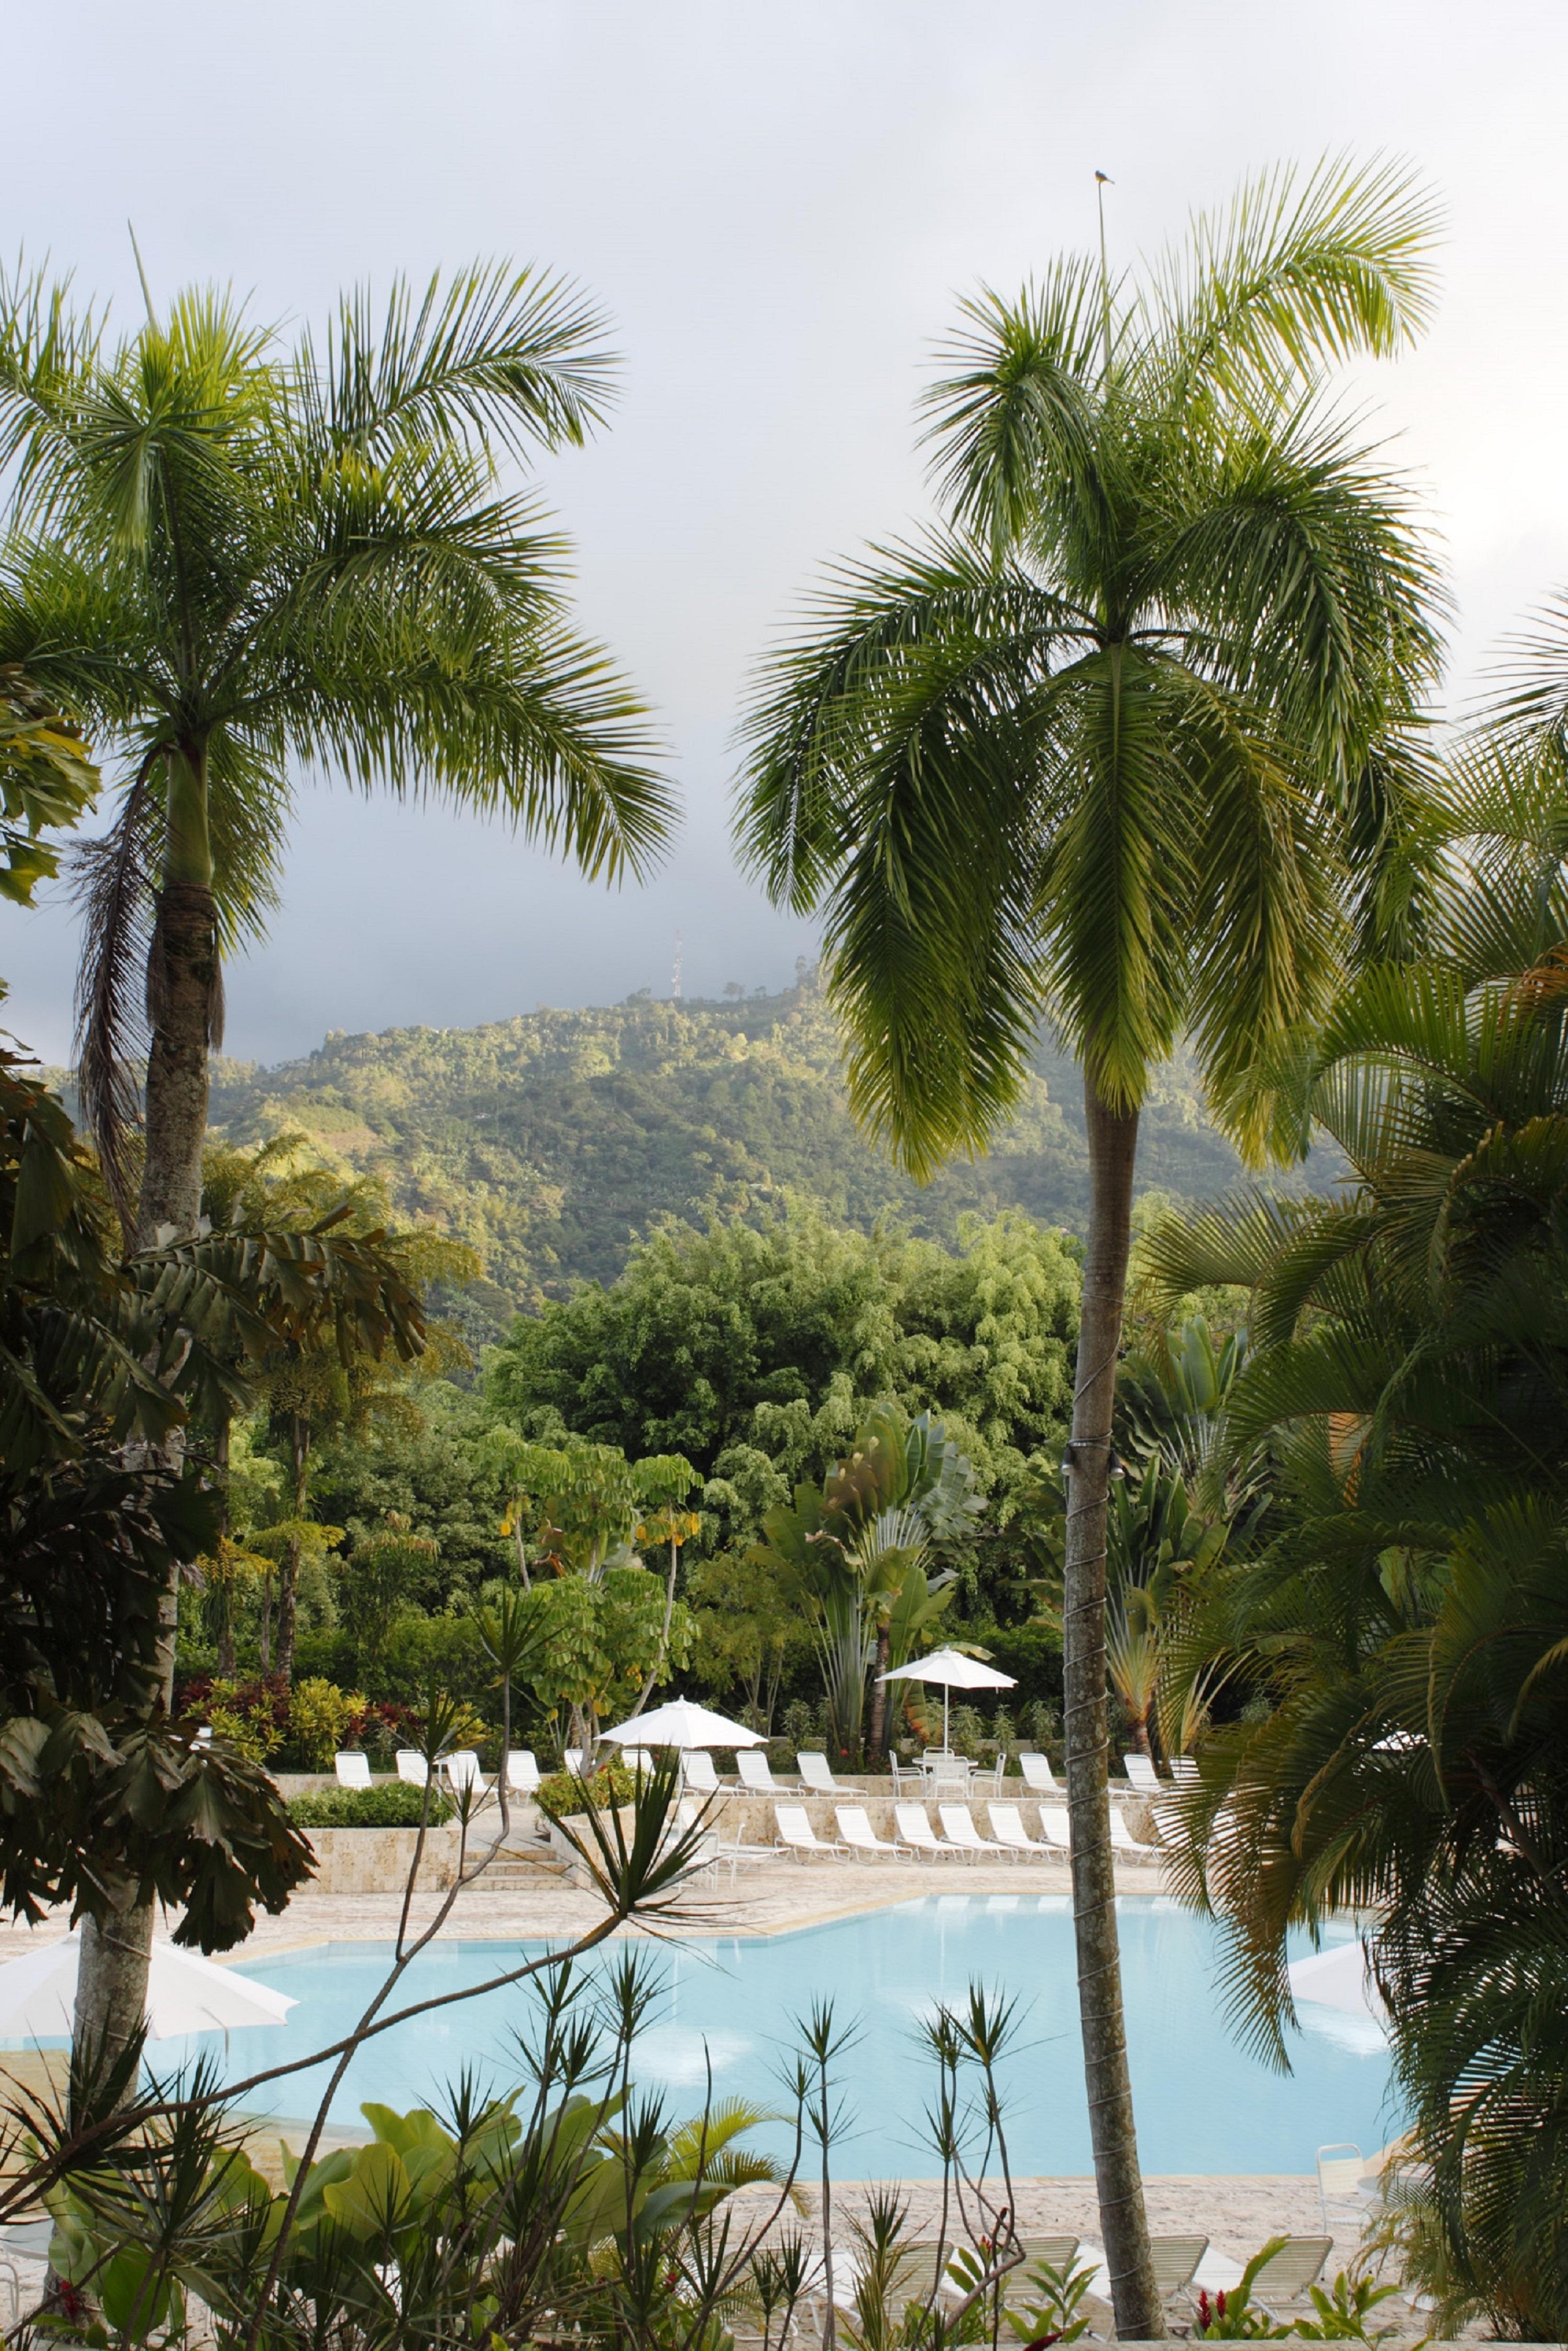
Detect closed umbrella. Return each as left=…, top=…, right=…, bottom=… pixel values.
left=0, top=1932, right=295, bottom=2045
left=875, top=1645, right=1016, bottom=1751
left=602, top=1697, right=766, bottom=1749
left=1287, top=1939, right=1387, bottom=2026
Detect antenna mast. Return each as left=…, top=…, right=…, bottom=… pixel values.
left=1094, top=171, right=1114, bottom=382
left=671, top=928, right=684, bottom=1001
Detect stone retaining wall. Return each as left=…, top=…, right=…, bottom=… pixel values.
left=296, top=1825, right=467, bottom=1894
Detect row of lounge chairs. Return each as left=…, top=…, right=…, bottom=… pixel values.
left=774, top=1800, right=1161, bottom=1863
left=335, top=1746, right=1193, bottom=1801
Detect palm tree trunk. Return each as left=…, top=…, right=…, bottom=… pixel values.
left=135, top=751, right=220, bottom=1249
left=1063, top=1077, right=1160, bottom=2338
left=214, top=1409, right=236, bottom=1677
left=275, top=1412, right=310, bottom=1681
left=867, top=1619, right=891, bottom=1761
left=77, top=747, right=217, bottom=2112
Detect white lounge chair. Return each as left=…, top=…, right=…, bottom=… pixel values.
left=774, top=1803, right=849, bottom=1859
left=1110, top=1811, right=1160, bottom=1861
left=939, top=1803, right=1014, bottom=1860
left=1149, top=2235, right=1208, bottom=2306
left=442, top=1749, right=489, bottom=1796
left=563, top=1747, right=586, bottom=1776
left=1123, top=1753, right=1161, bottom=1795
left=504, top=1748, right=541, bottom=1794
left=1019, top=1753, right=1058, bottom=1795
left=1038, top=1804, right=1073, bottom=1853
left=1170, top=1757, right=1200, bottom=1787
left=836, top=1804, right=912, bottom=1860
left=620, top=1746, right=655, bottom=1777
left=797, top=1751, right=847, bottom=1796
left=1249, top=2238, right=1333, bottom=2313
left=333, top=1751, right=371, bottom=1790
left=681, top=1750, right=721, bottom=1797
left=894, top=1803, right=967, bottom=1859
left=1014, top=2234, right=1081, bottom=2275
left=987, top=1802, right=1051, bottom=1857
left=396, top=1749, right=430, bottom=1787
left=737, top=1748, right=792, bottom=1798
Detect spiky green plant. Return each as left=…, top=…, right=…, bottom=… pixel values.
left=1142, top=720, right=1568, bottom=2330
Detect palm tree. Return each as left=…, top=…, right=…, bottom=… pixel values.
left=0, top=261, right=672, bottom=1241
left=735, top=159, right=1443, bottom=2333
left=0, top=258, right=673, bottom=2069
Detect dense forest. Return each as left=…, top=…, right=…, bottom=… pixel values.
left=188, top=976, right=1336, bottom=1319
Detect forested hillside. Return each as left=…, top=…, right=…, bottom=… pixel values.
left=202, top=979, right=1331, bottom=1311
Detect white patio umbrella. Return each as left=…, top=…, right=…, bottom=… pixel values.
left=1287, top=1939, right=1387, bottom=2026
left=0, top=1932, right=295, bottom=2045
left=602, top=1697, right=766, bottom=1749
left=875, top=1645, right=1016, bottom=1751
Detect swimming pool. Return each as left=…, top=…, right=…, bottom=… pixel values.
left=150, top=1897, right=1394, bottom=2176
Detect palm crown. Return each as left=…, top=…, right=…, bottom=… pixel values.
left=0, top=263, right=673, bottom=1217
left=736, top=157, right=1444, bottom=1178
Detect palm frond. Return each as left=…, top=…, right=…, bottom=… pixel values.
left=1149, top=152, right=1442, bottom=406
left=919, top=269, right=1108, bottom=550
left=313, top=263, right=618, bottom=470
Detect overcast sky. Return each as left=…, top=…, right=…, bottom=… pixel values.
left=4, top=0, right=1567, bottom=1067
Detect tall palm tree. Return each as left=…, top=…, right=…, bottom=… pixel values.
left=0, top=258, right=673, bottom=2067
left=735, top=159, right=1443, bottom=2333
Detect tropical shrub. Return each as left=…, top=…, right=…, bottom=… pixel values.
left=536, top=1757, right=639, bottom=1819
left=287, top=1783, right=454, bottom=1828
left=286, top=1677, right=365, bottom=1770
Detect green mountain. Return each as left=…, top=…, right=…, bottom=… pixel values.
left=203, top=981, right=1333, bottom=1317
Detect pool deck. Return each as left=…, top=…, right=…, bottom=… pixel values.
left=0, top=1852, right=1411, bottom=2307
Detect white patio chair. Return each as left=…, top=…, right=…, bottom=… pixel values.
left=797, top=1751, right=846, bottom=1796
left=774, top=1803, right=849, bottom=1860
left=563, top=1747, right=586, bottom=1776
left=333, top=1751, right=371, bottom=1790
left=396, top=1749, right=430, bottom=1787
left=894, top=1802, right=967, bottom=1859
left=442, top=1748, right=489, bottom=1796
left=921, top=1751, right=976, bottom=1796
left=1316, top=2144, right=1369, bottom=2232
left=987, top=1802, right=1051, bottom=1857
left=1018, top=1752, right=1058, bottom=1794
left=621, top=1747, right=655, bottom=1777
left=1110, top=1811, right=1160, bottom=1861
left=737, top=1748, right=791, bottom=1798
left=1170, top=1756, right=1200, bottom=1787
left=505, top=1748, right=541, bottom=1795
left=1123, top=1753, right=1162, bottom=1795
left=938, top=1803, right=1014, bottom=1860
left=1038, top=1804, right=1073, bottom=1852
left=836, top=1804, right=912, bottom=1860
left=681, top=1750, right=721, bottom=1797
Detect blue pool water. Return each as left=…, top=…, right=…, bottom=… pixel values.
left=148, top=1898, right=1394, bottom=2176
